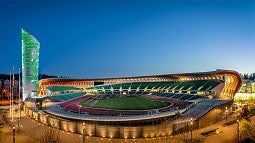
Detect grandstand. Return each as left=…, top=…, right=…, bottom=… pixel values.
left=153, top=92, right=206, bottom=101
left=86, top=80, right=222, bottom=95
left=47, top=85, right=83, bottom=92
left=181, top=99, right=230, bottom=120
left=173, top=99, right=231, bottom=133
left=48, top=92, right=85, bottom=102
left=46, top=85, right=83, bottom=95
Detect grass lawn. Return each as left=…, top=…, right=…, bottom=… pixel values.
left=93, top=96, right=169, bottom=110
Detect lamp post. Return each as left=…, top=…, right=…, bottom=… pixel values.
left=82, top=122, right=86, bottom=143
left=237, top=120, right=240, bottom=143
left=13, top=126, right=15, bottom=143
left=18, top=103, right=21, bottom=132
left=46, top=115, right=49, bottom=125
left=190, top=118, right=193, bottom=141
left=78, top=105, right=82, bottom=114
left=3, top=89, right=6, bottom=100
left=225, top=107, right=228, bottom=123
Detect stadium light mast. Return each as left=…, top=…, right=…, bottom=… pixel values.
left=21, top=29, right=40, bottom=100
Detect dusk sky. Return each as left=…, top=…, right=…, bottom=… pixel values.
left=0, top=0, right=254, bottom=78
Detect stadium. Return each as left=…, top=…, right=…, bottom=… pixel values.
left=20, top=29, right=242, bottom=140
left=24, top=69, right=242, bottom=139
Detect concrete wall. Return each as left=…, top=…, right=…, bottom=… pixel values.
left=24, top=106, right=175, bottom=139
left=24, top=102, right=231, bottom=139
left=48, top=116, right=61, bottom=129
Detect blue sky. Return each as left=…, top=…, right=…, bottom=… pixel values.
left=0, top=1, right=254, bottom=78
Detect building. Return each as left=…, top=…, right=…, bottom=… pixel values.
left=23, top=69, right=242, bottom=139
left=3, top=79, right=10, bottom=99
left=21, top=29, right=40, bottom=100
left=235, top=80, right=255, bottom=101
left=1, top=79, right=20, bottom=99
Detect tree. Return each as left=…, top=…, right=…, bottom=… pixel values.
left=234, top=119, right=255, bottom=143
left=242, top=73, right=255, bottom=80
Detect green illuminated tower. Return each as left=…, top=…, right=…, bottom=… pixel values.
left=21, top=29, right=40, bottom=100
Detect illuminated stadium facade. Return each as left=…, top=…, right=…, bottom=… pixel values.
left=23, top=70, right=242, bottom=139
left=21, top=29, right=40, bottom=100
left=21, top=30, right=243, bottom=139
left=38, top=70, right=241, bottom=99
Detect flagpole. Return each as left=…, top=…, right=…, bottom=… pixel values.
left=12, top=66, right=14, bottom=122
left=18, top=68, right=21, bottom=131
left=9, top=72, right=11, bottom=118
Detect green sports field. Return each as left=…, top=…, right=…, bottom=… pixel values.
left=79, top=96, right=169, bottom=110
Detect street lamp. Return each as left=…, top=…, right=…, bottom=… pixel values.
left=13, top=126, right=15, bottom=143
left=82, top=122, right=86, bottom=143
left=78, top=105, right=82, bottom=114
left=3, top=89, right=6, bottom=97
left=190, top=118, right=193, bottom=141
left=46, top=114, right=49, bottom=125
left=237, top=120, right=240, bottom=143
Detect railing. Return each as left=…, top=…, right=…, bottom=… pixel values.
left=44, top=104, right=187, bottom=122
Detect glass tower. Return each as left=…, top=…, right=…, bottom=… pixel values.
left=21, top=29, right=40, bottom=100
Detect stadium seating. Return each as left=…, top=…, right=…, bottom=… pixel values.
left=49, top=92, right=86, bottom=102
left=47, top=85, right=83, bottom=92
left=172, top=99, right=230, bottom=132
left=153, top=92, right=206, bottom=101
left=87, top=80, right=222, bottom=95
left=181, top=99, right=230, bottom=120
left=48, top=79, right=222, bottom=117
